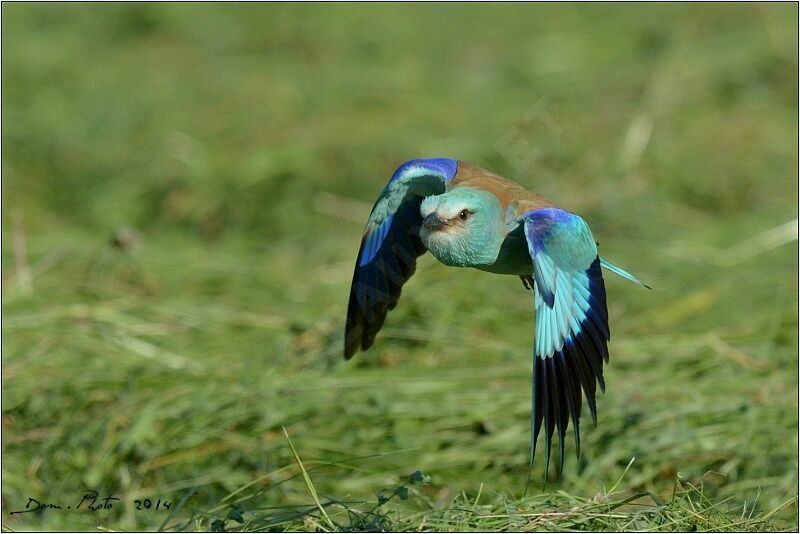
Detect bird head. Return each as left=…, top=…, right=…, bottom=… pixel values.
left=419, top=187, right=505, bottom=267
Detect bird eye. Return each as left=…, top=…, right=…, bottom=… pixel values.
left=458, top=209, right=470, bottom=221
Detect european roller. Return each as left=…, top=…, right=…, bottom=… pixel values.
left=344, top=158, right=648, bottom=475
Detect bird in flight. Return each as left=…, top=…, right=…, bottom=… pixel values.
left=344, top=158, right=648, bottom=475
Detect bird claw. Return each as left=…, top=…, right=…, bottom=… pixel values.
left=520, top=275, right=534, bottom=290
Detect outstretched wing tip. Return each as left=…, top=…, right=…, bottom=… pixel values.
left=343, top=338, right=357, bottom=360
left=531, top=328, right=608, bottom=474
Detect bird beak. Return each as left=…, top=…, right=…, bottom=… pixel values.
left=423, top=212, right=448, bottom=231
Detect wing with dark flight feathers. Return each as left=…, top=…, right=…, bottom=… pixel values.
left=523, top=207, right=610, bottom=476
left=344, top=158, right=458, bottom=359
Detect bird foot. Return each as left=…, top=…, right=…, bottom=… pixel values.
left=520, top=275, right=534, bottom=290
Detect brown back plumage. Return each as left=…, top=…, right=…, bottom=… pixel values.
left=450, top=162, right=556, bottom=217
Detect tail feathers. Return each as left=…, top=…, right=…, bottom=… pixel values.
left=600, top=257, right=651, bottom=289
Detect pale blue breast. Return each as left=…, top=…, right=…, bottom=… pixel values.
left=476, top=224, right=534, bottom=275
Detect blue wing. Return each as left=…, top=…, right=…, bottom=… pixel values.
left=523, top=207, right=610, bottom=476
left=345, top=158, right=458, bottom=359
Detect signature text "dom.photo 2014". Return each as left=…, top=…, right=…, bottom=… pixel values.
left=9, top=490, right=172, bottom=515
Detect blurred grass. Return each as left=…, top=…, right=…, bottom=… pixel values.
left=2, top=3, right=798, bottom=531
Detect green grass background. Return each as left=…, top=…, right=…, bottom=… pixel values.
left=2, top=3, right=798, bottom=531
